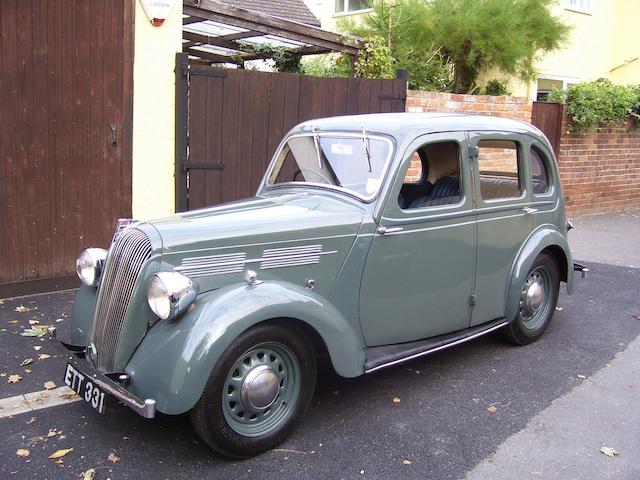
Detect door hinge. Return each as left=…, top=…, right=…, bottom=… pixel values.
left=469, top=294, right=476, bottom=306
left=469, top=146, right=479, bottom=159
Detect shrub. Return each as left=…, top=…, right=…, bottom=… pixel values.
left=550, top=79, right=640, bottom=133
left=484, top=80, right=512, bottom=96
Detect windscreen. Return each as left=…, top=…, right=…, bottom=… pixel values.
left=267, top=133, right=392, bottom=201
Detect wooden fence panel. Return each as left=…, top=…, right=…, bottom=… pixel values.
left=532, top=101, right=564, bottom=157
left=0, top=0, right=134, bottom=288
left=184, top=66, right=407, bottom=210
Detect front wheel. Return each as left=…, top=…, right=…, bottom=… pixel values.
left=504, top=253, right=560, bottom=345
left=190, top=322, right=316, bottom=458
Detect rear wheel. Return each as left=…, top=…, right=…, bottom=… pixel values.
left=190, top=323, right=316, bottom=458
left=504, top=253, right=560, bottom=345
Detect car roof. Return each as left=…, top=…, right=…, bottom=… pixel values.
left=292, top=112, right=546, bottom=140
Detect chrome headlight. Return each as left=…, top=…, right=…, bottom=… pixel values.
left=147, top=271, right=198, bottom=321
left=76, top=248, right=108, bottom=287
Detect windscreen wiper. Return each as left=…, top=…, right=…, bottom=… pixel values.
left=362, top=127, right=372, bottom=173
left=312, top=125, right=322, bottom=169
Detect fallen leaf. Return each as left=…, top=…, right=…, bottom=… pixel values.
left=33, top=345, right=42, bottom=351
left=577, top=374, right=586, bottom=380
left=487, top=405, right=498, bottom=413
left=80, top=469, right=96, bottom=480
left=38, top=354, right=51, bottom=360
left=20, top=358, right=33, bottom=367
left=59, top=391, right=79, bottom=400
left=633, top=314, right=640, bottom=321
left=107, top=452, right=120, bottom=463
left=44, top=381, right=56, bottom=390
left=24, top=369, right=32, bottom=374
left=40, top=391, right=50, bottom=398
left=8, top=320, right=18, bottom=324
left=15, top=305, right=31, bottom=313
left=8, top=374, right=22, bottom=384
left=56, top=318, right=64, bottom=323
left=16, top=449, right=30, bottom=457
left=0, top=299, right=4, bottom=304
left=48, top=448, right=73, bottom=459
left=47, top=429, right=62, bottom=438
left=20, top=327, right=48, bottom=337
left=402, top=459, right=412, bottom=465
left=392, top=397, right=401, bottom=403
left=600, top=446, right=619, bottom=457
left=555, top=306, right=563, bottom=311
left=28, top=320, right=39, bottom=325
left=27, top=417, right=36, bottom=424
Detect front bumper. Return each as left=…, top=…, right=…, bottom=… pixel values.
left=48, top=327, right=156, bottom=419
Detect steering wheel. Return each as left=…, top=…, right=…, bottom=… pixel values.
left=292, top=168, right=335, bottom=184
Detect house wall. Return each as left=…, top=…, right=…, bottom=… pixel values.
left=131, top=0, right=182, bottom=220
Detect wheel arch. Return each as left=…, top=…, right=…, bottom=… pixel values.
left=505, top=225, right=573, bottom=322
left=125, top=282, right=365, bottom=415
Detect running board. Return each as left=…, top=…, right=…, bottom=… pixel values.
left=364, top=319, right=508, bottom=373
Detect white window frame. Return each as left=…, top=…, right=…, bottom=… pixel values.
left=565, top=0, right=592, bottom=15
left=536, top=74, right=580, bottom=98
left=334, top=0, right=372, bottom=16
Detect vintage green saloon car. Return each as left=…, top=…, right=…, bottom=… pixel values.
left=52, top=113, right=585, bottom=457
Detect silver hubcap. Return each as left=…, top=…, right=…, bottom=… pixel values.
left=525, top=280, right=544, bottom=314
left=240, top=365, right=279, bottom=413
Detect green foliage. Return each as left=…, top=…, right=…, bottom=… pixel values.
left=340, top=0, right=569, bottom=94
left=237, top=43, right=303, bottom=73
left=550, top=79, right=640, bottom=133
left=484, top=79, right=512, bottom=96
left=425, top=0, right=570, bottom=93
left=301, top=53, right=352, bottom=78
left=353, top=36, right=395, bottom=79
left=339, top=0, right=452, bottom=91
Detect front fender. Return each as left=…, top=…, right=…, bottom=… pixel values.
left=505, top=225, right=573, bottom=322
left=70, top=285, right=97, bottom=346
left=124, top=281, right=365, bottom=415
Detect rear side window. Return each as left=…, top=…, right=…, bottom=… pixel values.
left=477, top=140, right=522, bottom=200
left=529, top=147, right=551, bottom=194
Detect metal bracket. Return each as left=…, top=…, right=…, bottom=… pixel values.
left=110, top=124, right=117, bottom=147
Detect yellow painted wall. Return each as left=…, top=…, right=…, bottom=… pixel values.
left=131, top=0, right=182, bottom=220
left=507, top=0, right=639, bottom=98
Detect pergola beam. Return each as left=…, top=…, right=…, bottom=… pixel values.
left=183, top=0, right=361, bottom=56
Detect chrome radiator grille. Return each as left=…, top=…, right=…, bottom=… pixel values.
left=90, top=228, right=151, bottom=372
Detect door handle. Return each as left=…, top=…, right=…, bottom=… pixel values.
left=377, top=226, right=403, bottom=235
left=522, top=207, right=538, bottom=214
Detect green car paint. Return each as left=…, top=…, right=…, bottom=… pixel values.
left=68, top=113, right=573, bottom=416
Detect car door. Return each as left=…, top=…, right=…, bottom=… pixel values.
left=469, top=131, right=533, bottom=327
left=359, top=132, right=476, bottom=346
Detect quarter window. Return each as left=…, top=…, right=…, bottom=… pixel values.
left=529, top=147, right=551, bottom=194
left=477, top=140, right=522, bottom=200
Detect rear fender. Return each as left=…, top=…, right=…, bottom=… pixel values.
left=125, top=281, right=365, bottom=415
left=505, top=226, right=573, bottom=322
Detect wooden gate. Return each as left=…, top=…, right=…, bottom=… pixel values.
left=0, top=0, right=134, bottom=293
left=176, top=54, right=407, bottom=211
left=531, top=101, right=563, bottom=157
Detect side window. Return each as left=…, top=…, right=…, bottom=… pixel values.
left=399, top=141, right=461, bottom=210
left=529, top=146, right=551, bottom=194
left=477, top=140, right=522, bottom=200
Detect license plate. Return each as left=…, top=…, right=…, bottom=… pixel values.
left=64, top=362, right=107, bottom=414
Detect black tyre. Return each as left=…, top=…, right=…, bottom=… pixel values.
left=504, top=252, right=560, bottom=345
left=190, top=322, right=316, bottom=458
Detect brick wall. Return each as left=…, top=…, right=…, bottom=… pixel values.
left=406, top=90, right=533, bottom=123
left=558, top=122, right=640, bottom=216
left=405, top=90, right=640, bottom=216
